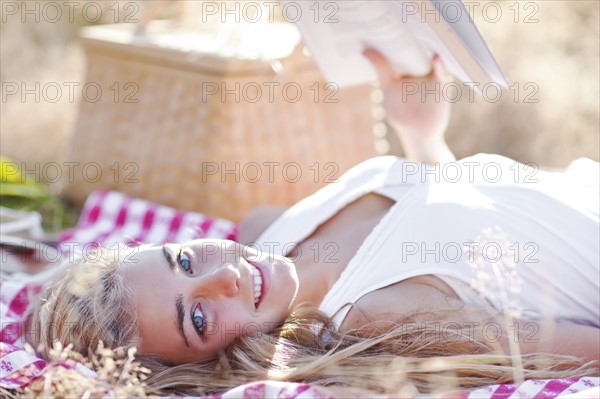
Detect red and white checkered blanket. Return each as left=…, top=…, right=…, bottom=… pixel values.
left=1, top=191, right=598, bottom=398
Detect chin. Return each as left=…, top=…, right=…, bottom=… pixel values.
left=280, top=256, right=300, bottom=288
left=273, top=256, right=300, bottom=308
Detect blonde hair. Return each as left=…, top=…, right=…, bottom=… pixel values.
left=29, top=247, right=139, bottom=359
left=139, top=308, right=597, bottom=397
left=27, top=248, right=598, bottom=397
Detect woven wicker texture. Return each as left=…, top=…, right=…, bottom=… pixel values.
left=64, top=24, right=376, bottom=222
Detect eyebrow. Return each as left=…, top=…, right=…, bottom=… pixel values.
left=163, top=245, right=190, bottom=348
left=162, top=245, right=177, bottom=273
left=175, top=294, right=190, bottom=348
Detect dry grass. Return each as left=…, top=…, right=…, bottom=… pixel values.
left=0, top=342, right=149, bottom=399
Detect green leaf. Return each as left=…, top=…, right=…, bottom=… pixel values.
left=0, top=182, right=49, bottom=198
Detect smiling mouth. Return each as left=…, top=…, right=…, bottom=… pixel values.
left=249, top=263, right=264, bottom=308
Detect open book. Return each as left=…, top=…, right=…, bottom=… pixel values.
left=284, top=0, right=509, bottom=88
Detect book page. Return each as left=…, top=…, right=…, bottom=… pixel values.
left=286, top=0, right=431, bottom=87
left=398, top=0, right=509, bottom=87
left=398, top=2, right=471, bottom=83
left=286, top=0, right=508, bottom=88
left=431, top=0, right=508, bottom=86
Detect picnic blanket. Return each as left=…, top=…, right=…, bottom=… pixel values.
left=1, top=190, right=598, bottom=398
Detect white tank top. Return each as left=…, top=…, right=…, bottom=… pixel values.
left=256, top=155, right=600, bottom=328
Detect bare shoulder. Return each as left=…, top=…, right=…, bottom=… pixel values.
left=339, top=280, right=467, bottom=332
left=237, top=206, right=288, bottom=245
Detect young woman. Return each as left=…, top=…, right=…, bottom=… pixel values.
left=27, top=50, right=599, bottom=396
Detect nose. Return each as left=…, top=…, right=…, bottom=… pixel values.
left=202, top=263, right=240, bottom=298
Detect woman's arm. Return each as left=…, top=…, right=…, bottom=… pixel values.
left=508, top=318, right=600, bottom=368
left=363, top=49, right=455, bottom=164
left=340, top=282, right=599, bottom=368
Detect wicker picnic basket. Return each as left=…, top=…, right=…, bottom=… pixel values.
left=63, top=21, right=377, bottom=222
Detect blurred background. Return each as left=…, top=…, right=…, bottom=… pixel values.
left=1, top=0, right=599, bottom=230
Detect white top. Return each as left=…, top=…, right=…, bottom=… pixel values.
left=256, top=155, right=600, bottom=328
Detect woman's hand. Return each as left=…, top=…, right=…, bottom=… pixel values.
left=363, top=48, right=455, bottom=164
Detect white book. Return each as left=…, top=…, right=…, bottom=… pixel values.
left=285, top=0, right=509, bottom=88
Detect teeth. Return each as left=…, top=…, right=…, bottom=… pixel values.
left=250, top=265, right=263, bottom=305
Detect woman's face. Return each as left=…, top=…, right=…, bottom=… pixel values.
left=121, top=239, right=299, bottom=364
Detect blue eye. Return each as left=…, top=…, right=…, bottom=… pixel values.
left=193, top=315, right=205, bottom=331
left=178, top=248, right=192, bottom=273
left=192, top=304, right=205, bottom=336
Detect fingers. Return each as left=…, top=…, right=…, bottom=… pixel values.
left=362, top=48, right=395, bottom=85
left=363, top=49, right=452, bottom=85
left=432, top=54, right=452, bottom=83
